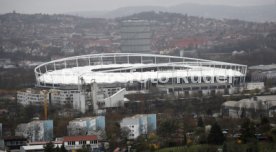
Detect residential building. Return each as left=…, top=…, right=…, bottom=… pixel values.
left=50, top=89, right=80, bottom=105
left=221, top=95, right=276, bottom=118
left=17, top=89, right=44, bottom=106
left=245, top=82, right=265, bottom=91
left=67, top=116, right=105, bottom=136
left=15, top=120, right=53, bottom=142
left=17, top=88, right=81, bottom=106
left=120, top=114, right=157, bottom=139
left=249, top=64, right=276, bottom=83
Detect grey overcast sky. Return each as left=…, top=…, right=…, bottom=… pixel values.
left=0, top=0, right=275, bottom=14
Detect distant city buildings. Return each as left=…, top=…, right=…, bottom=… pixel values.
left=15, top=120, right=53, bottom=142
left=120, top=114, right=157, bottom=139
left=120, top=20, right=152, bottom=53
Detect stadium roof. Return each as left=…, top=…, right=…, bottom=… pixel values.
left=35, top=53, right=247, bottom=86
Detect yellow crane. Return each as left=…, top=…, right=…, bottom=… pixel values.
left=40, top=89, right=58, bottom=120
left=40, top=90, right=48, bottom=120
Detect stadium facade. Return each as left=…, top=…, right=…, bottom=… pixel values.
left=35, top=53, right=247, bottom=96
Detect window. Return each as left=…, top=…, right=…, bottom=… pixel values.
left=90, top=140, right=97, bottom=144
left=79, top=140, right=86, bottom=145
left=68, top=141, right=75, bottom=145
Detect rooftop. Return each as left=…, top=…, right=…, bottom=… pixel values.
left=70, top=116, right=101, bottom=122
left=223, top=95, right=276, bottom=109
left=63, top=135, right=97, bottom=142
left=249, top=64, right=276, bottom=71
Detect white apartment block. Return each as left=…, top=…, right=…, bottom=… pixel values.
left=50, top=89, right=80, bottom=105
left=17, top=88, right=80, bottom=106
left=120, top=114, right=157, bottom=139
left=17, top=89, right=44, bottom=106
left=67, top=116, right=105, bottom=136
left=15, top=120, right=53, bottom=142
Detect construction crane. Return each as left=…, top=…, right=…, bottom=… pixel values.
left=40, top=90, right=48, bottom=120
left=40, top=89, right=58, bottom=120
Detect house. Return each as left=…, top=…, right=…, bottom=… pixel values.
left=245, top=82, right=265, bottom=91
left=63, top=135, right=98, bottom=151
left=221, top=95, right=276, bottom=118
left=120, top=114, right=157, bottom=139
left=249, top=64, right=276, bottom=83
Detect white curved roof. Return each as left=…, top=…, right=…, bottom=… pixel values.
left=35, top=53, right=246, bottom=86
left=38, top=64, right=243, bottom=84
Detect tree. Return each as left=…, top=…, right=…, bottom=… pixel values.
left=120, top=127, right=131, bottom=146
left=207, top=122, right=225, bottom=145
left=59, top=144, right=67, bottom=152
left=197, top=117, right=204, bottom=128
left=132, top=135, right=148, bottom=151
left=258, top=116, right=270, bottom=133
left=158, top=119, right=179, bottom=137
left=44, top=142, right=55, bottom=152
left=60, top=144, right=67, bottom=152
left=222, top=142, right=228, bottom=152
left=77, top=145, right=91, bottom=152
left=240, top=107, right=246, bottom=118
left=246, top=140, right=259, bottom=152
left=158, top=118, right=179, bottom=146
left=240, top=118, right=256, bottom=143
left=55, top=146, right=60, bottom=152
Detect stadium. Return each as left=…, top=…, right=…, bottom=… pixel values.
left=34, top=53, right=247, bottom=95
